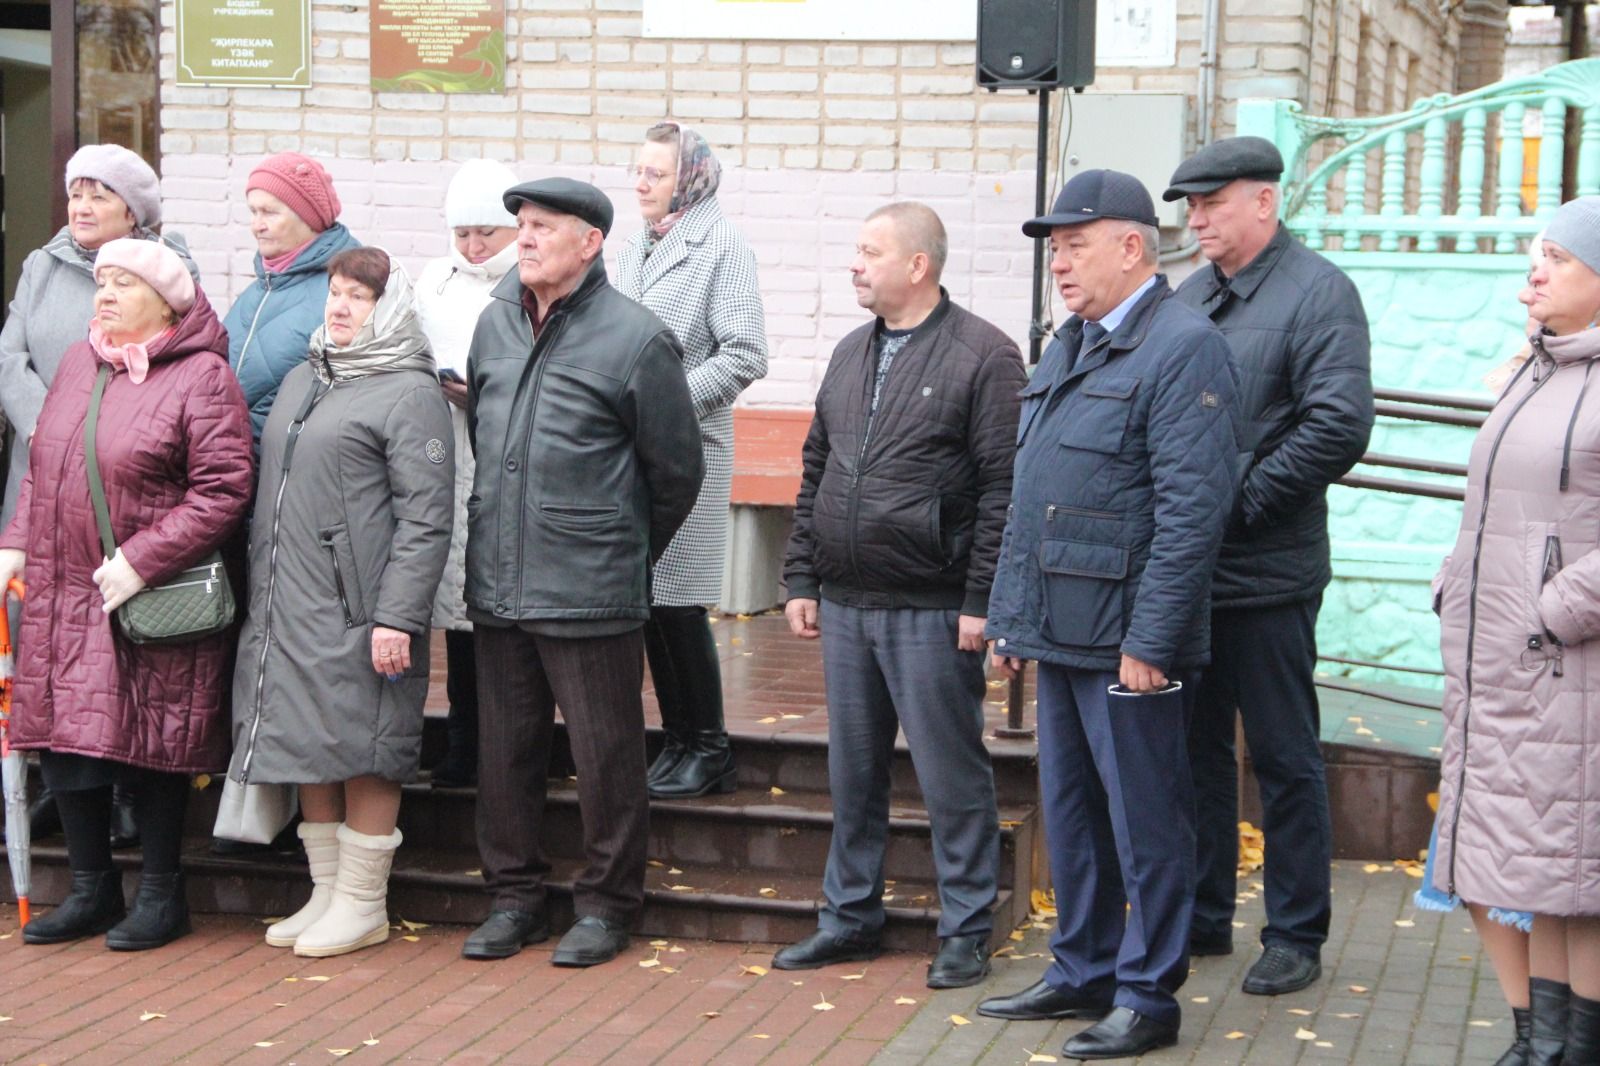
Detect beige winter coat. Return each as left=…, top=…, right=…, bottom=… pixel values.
left=1435, top=326, right=1600, bottom=916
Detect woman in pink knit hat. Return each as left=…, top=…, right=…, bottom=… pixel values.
left=0, top=238, right=253, bottom=952
left=223, top=152, right=360, bottom=448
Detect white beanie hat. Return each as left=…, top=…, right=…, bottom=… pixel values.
left=445, top=159, right=519, bottom=229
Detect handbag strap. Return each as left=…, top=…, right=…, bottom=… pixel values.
left=84, top=363, right=118, bottom=560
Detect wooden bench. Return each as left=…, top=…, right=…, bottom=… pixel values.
left=720, top=408, right=811, bottom=613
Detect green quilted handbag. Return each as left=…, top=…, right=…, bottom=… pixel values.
left=84, top=364, right=237, bottom=644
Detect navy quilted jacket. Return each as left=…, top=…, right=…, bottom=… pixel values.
left=986, top=278, right=1241, bottom=672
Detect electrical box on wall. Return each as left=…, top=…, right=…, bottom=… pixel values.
left=1059, top=92, right=1190, bottom=229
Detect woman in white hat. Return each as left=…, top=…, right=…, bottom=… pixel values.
left=414, top=159, right=521, bottom=788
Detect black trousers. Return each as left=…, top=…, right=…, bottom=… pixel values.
left=473, top=625, right=648, bottom=925
left=1187, top=596, right=1332, bottom=957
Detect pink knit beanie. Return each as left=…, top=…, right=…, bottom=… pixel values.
left=246, top=152, right=342, bottom=232
left=94, top=238, right=195, bottom=314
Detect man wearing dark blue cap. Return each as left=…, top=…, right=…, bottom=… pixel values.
left=1166, top=137, right=1373, bottom=997
left=980, top=169, right=1240, bottom=1060
left=460, top=177, right=704, bottom=966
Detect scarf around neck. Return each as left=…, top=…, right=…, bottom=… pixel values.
left=88, top=320, right=174, bottom=385
left=308, top=256, right=435, bottom=383
left=648, top=124, right=722, bottom=241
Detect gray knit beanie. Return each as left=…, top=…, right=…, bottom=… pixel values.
left=1544, top=196, right=1600, bottom=278
left=65, top=144, right=161, bottom=229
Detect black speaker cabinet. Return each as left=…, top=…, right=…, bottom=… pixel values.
left=976, top=0, right=1096, bottom=90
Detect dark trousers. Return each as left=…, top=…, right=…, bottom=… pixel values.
left=43, top=760, right=189, bottom=876
left=818, top=602, right=999, bottom=940
left=1188, top=597, right=1331, bottom=957
left=474, top=625, right=648, bottom=925
left=643, top=605, right=725, bottom=734
left=445, top=629, right=478, bottom=719
left=1036, top=663, right=1196, bottom=1027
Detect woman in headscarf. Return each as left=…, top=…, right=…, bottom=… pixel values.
left=615, top=122, right=768, bottom=799
left=0, top=144, right=199, bottom=848
left=415, top=159, right=521, bottom=789
left=229, top=248, right=453, bottom=958
left=1434, top=198, right=1600, bottom=1064
left=224, top=151, right=361, bottom=449
left=0, top=238, right=252, bottom=950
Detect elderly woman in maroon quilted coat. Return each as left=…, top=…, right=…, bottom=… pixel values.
left=0, top=238, right=253, bottom=952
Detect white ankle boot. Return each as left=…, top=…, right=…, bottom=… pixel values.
left=265, top=821, right=341, bottom=948
left=293, top=825, right=401, bottom=958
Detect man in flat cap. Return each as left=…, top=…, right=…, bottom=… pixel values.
left=979, top=169, right=1239, bottom=1060
left=1167, top=137, right=1373, bottom=996
left=460, top=177, right=704, bottom=965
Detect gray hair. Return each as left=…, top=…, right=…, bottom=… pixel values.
left=866, top=201, right=949, bottom=281
left=1115, top=220, right=1160, bottom=266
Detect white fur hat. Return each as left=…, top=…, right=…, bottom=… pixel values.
left=445, top=159, right=519, bottom=229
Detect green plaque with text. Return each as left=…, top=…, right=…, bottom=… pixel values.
left=176, top=0, right=311, bottom=88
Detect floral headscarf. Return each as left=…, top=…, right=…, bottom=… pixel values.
left=647, top=122, right=722, bottom=240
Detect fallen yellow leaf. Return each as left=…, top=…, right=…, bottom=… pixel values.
left=1316, top=1041, right=1334, bottom=1048
left=139, top=1011, right=166, bottom=1022
left=1362, top=863, right=1381, bottom=873
left=666, top=884, right=695, bottom=892
left=758, top=887, right=778, bottom=898
left=1404, top=866, right=1424, bottom=879
left=399, top=919, right=429, bottom=932
left=1295, top=1027, right=1317, bottom=1040
left=1008, top=930, right=1026, bottom=942
left=894, top=996, right=917, bottom=1005
left=328, top=1051, right=352, bottom=1059
left=770, top=787, right=786, bottom=797
left=1394, top=919, right=1416, bottom=928
left=402, top=935, right=420, bottom=942
left=740, top=964, right=768, bottom=977
left=669, top=946, right=686, bottom=953
left=1287, top=1008, right=1313, bottom=1016
left=701, top=1011, right=720, bottom=1018
left=1350, top=985, right=1369, bottom=993
left=193, top=774, right=212, bottom=790
left=1428, top=791, right=1440, bottom=812
left=1191, top=996, right=1210, bottom=1003
left=668, top=867, right=683, bottom=875
left=751, top=1034, right=770, bottom=1039
left=640, top=958, right=661, bottom=969
left=363, top=1036, right=380, bottom=1047
left=1028, top=1055, right=1058, bottom=1064
left=659, top=967, right=677, bottom=974
left=1335, top=1012, right=1361, bottom=1019
left=949, top=1014, right=970, bottom=1026
left=647, top=860, right=665, bottom=868
left=758, top=716, right=778, bottom=724
left=781, top=713, right=802, bottom=720
left=840, top=972, right=865, bottom=981
left=1226, top=1031, right=1248, bottom=1040
left=254, top=1041, right=278, bottom=1047
left=814, top=996, right=835, bottom=1012
left=1470, top=1019, right=1494, bottom=1027
left=305, top=975, right=334, bottom=982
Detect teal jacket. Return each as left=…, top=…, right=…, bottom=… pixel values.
left=223, top=224, right=360, bottom=445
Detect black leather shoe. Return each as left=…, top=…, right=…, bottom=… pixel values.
left=977, top=978, right=1114, bottom=1021
left=23, top=870, right=125, bottom=945
left=462, top=910, right=550, bottom=960
left=1062, top=1007, right=1179, bottom=1060
left=551, top=916, right=630, bottom=967
left=1242, top=944, right=1322, bottom=996
left=772, top=929, right=883, bottom=971
left=927, top=934, right=991, bottom=989
left=106, top=872, right=191, bottom=951
left=1189, top=929, right=1234, bottom=957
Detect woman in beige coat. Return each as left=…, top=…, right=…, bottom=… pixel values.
left=1435, top=196, right=1600, bottom=1065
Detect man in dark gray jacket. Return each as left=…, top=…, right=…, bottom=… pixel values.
left=775, top=202, right=1025, bottom=989
left=1166, top=138, right=1374, bottom=996
left=460, top=178, right=703, bottom=966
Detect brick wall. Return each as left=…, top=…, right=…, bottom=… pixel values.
left=155, top=0, right=1476, bottom=409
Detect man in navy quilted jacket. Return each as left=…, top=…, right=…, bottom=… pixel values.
left=980, top=169, right=1239, bottom=1061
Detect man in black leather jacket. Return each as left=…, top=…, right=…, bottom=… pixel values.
left=1167, top=138, right=1374, bottom=997
left=460, top=177, right=703, bottom=967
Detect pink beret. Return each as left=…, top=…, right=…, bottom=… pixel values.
left=94, top=238, right=195, bottom=315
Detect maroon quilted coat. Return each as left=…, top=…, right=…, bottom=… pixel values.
left=0, top=290, right=253, bottom=773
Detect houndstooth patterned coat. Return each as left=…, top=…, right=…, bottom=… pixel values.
left=615, top=196, right=769, bottom=606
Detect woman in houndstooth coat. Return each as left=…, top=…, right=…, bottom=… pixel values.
left=615, top=122, right=768, bottom=800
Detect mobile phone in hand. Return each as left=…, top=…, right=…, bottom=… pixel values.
left=437, top=368, right=464, bottom=385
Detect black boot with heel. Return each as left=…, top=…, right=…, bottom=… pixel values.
left=646, top=606, right=735, bottom=799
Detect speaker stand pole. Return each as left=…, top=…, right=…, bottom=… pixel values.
left=998, top=85, right=1053, bottom=743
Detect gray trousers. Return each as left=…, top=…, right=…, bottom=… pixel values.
left=818, top=601, right=999, bottom=940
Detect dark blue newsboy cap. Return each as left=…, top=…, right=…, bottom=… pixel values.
left=1022, top=169, right=1159, bottom=237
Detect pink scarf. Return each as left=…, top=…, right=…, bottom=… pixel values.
left=88, top=320, right=173, bottom=385
left=262, top=235, right=317, bottom=275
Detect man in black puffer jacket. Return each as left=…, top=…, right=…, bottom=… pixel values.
left=777, top=202, right=1026, bottom=990
left=1166, top=137, right=1374, bottom=997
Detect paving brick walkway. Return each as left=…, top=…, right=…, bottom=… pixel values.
left=0, top=861, right=1515, bottom=1064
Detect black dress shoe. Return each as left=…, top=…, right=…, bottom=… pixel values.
left=927, top=934, right=991, bottom=989
left=106, top=872, right=191, bottom=951
left=462, top=910, right=550, bottom=960
left=772, top=929, right=883, bottom=971
left=1242, top=944, right=1322, bottom=996
left=1189, top=929, right=1234, bottom=957
left=551, top=916, right=630, bottom=967
left=23, top=870, right=125, bottom=945
left=977, top=978, right=1114, bottom=1021
left=1062, top=1007, right=1179, bottom=1060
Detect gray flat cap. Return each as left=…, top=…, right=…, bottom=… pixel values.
left=1023, top=168, right=1159, bottom=237
left=1162, top=136, right=1285, bottom=202
left=503, top=177, right=614, bottom=236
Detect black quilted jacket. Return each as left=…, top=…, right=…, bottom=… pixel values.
left=782, top=293, right=1027, bottom=615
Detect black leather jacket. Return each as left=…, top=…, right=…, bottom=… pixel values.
left=464, top=258, right=703, bottom=625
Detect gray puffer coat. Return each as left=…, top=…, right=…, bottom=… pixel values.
left=1434, top=325, right=1600, bottom=917
left=229, top=278, right=453, bottom=786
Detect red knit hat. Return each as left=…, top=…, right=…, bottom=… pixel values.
left=246, top=152, right=341, bottom=232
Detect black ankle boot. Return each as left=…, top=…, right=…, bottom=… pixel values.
left=1494, top=1006, right=1532, bottom=1066
left=109, top=784, right=140, bottom=849
left=22, top=870, right=125, bottom=944
left=1531, top=977, right=1572, bottom=1066
left=649, top=730, right=736, bottom=798
left=105, top=872, right=191, bottom=951
left=1567, top=992, right=1600, bottom=1066
left=646, top=733, right=689, bottom=788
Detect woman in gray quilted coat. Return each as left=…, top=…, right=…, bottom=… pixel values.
left=616, top=122, right=768, bottom=799
left=1433, top=197, right=1600, bottom=1064
left=228, top=247, right=453, bottom=959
